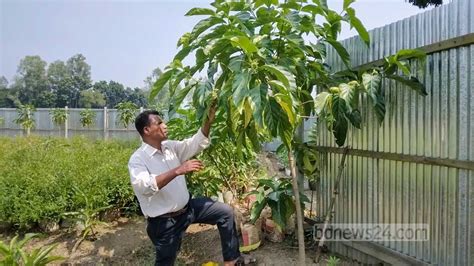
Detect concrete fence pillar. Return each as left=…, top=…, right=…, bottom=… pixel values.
left=64, top=106, right=69, bottom=138
left=103, top=107, right=108, bottom=140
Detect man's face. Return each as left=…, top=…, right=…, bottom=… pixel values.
left=144, top=114, right=168, bottom=141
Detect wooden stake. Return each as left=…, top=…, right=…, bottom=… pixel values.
left=314, top=147, right=349, bottom=263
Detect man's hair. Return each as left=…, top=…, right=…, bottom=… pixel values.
left=135, top=110, right=161, bottom=137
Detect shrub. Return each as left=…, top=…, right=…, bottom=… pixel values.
left=0, top=136, right=139, bottom=229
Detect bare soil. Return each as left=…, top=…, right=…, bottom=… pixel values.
left=0, top=215, right=355, bottom=266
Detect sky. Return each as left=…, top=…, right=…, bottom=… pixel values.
left=0, top=0, right=439, bottom=89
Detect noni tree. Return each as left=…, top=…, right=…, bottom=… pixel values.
left=150, top=0, right=426, bottom=263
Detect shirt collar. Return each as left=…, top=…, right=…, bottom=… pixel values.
left=141, top=141, right=168, bottom=157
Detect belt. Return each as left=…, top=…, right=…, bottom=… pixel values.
left=154, top=204, right=188, bottom=219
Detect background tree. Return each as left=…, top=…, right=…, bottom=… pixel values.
left=126, top=87, right=148, bottom=107
left=66, top=54, right=92, bottom=108
left=12, top=56, right=51, bottom=107
left=407, top=0, right=442, bottom=8
left=0, top=76, right=8, bottom=90
left=0, top=76, right=14, bottom=107
left=94, top=80, right=126, bottom=108
left=47, top=60, right=70, bottom=107
left=79, top=89, right=106, bottom=108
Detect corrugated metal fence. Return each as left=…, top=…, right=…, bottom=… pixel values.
left=315, top=0, right=473, bottom=265
left=0, top=108, right=139, bottom=140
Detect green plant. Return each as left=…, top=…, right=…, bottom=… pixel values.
left=116, top=101, right=138, bottom=128
left=294, top=141, right=319, bottom=182
left=0, top=136, right=138, bottom=229
left=249, top=178, right=309, bottom=230
left=151, top=0, right=426, bottom=262
left=49, top=108, right=68, bottom=127
left=275, top=146, right=289, bottom=169
left=63, top=186, right=111, bottom=252
left=167, top=108, right=264, bottom=198
left=79, top=109, right=96, bottom=128
left=0, top=116, right=4, bottom=126
left=0, top=233, right=64, bottom=265
left=14, top=104, right=36, bottom=135
left=326, top=256, right=341, bottom=266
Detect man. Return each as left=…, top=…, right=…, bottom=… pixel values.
left=128, top=107, right=253, bottom=265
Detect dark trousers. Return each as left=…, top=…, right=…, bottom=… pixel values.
left=146, top=197, right=241, bottom=266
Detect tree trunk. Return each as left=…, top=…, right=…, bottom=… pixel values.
left=288, top=150, right=305, bottom=265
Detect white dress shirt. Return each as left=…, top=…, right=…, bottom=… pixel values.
left=128, top=129, right=210, bottom=218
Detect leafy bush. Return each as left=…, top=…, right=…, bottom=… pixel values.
left=167, top=108, right=264, bottom=198
left=0, top=136, right=139, bottom=229
left=250, top=178, right=309, bottom=230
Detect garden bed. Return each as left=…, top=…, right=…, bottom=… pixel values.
left=0, top=216, right=350, bottom=265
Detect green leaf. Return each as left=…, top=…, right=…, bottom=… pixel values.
left=343, top=0, right=356, bottom=9
left=362, top=72, right=385, bottom=123
left=190, top=17, right=224, bottom=40
left=326, top=39, right=351, bottom=69
left=302, top=4, right=324, bottom=16
left=229, top=36, right=258, bottom=54
left=300, top=89, right=314, bottom=117
left=265, top=98, right=291, bottom=139
left=339, top=82, right=359, bottom=109
left=345, top=8, right=369, bottom=46
left=260, top=65, right=296, bottom=91
left=386, top=75, right=428, bottom=96
left=274, top=93, right=296, bottom=126
left=250, top=86, right=264, bottom=126
left=394, top=60, right=411, bottom=76
left=174, top=46, right=193, bottom=61
left=331, top=95, right=349, bottom=146
left=268, top=200, right=285, bottom=229
left=243, top=97, right=253, bottom=127
left=195, top=48, right=207, bottom=67
left=232, top=71, right=251, bottom=106
left=314, top=91, right=330, bottom=115
left=149, top=69, right=174, bottom=101
left=312, top=0, right=328, bottom=10
left=185, top=8, right=216, bottom=16
left=169, top=84, right=194, bottom=117
left=267, top=80, right=286, bottom=94
left=228, top=56, right=244, bottom=72
left=346, top=109, right=361, bottom=129
left=395, top=49, right=426, bottom=61
left=250, top=197, right=267, bottom=223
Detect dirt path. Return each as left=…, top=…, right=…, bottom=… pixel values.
left=2, top=216, right=350, bottom=265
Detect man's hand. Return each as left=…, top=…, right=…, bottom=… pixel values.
left=175, top=159, right=204, bottom=175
